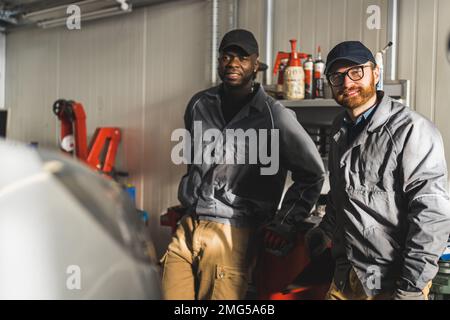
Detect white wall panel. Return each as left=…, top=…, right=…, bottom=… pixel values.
left=5, top=0, right=209, bottom=256
left=397, top=0, right=450, bottom=170
left=432, top=0, right=450, bottom=170
left=142, top=0, right=210, bottom=255
left=0, top=33, right=5, bottom=109
left=414, top=0, right=438, bottom=119
left=398, top=0, right=418, bottom=108
left=6, top=28, right=59, bottom=148
left=240, top=0, right=387, bottom=78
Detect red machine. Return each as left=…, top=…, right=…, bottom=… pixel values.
left=160, top=205, right=186, bottom=233
left=53, top=99, right=121, bottom=175
left=255, top=233, right=333, bottom=300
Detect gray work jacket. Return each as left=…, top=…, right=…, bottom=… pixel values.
left=320, top=91, right=450, bottom=295
left=178, top=84, right=325, bottom=228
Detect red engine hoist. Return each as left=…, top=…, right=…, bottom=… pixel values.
left=53, top=99, right=121, bottom=175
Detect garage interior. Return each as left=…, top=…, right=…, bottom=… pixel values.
left=0, top=0, right=449, bottom=300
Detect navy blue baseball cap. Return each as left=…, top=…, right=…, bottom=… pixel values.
left=325, top=41, right=376, bottom=74
left=219, top=29, right=259, bottom=56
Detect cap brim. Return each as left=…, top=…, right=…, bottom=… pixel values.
left=325, top=56, right=370, bottom=74
left=220, top=42, right=256, bottom=56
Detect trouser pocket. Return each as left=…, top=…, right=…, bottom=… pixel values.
left=211, top=264, right=248, bottom=300
left=159, top=252, right=168, bottom=266
left=161, top=250, right=196, bottom=300
left=422, top=281, right=432, bottom=300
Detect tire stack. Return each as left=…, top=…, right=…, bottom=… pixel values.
left=431, top=236, right=450, bottom=300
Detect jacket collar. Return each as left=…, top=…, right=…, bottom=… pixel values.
left=204, top=83, right=267, bottom=113
left=366, top=91, right=393, bottom=133
left=343, top=102, right=377, bottom=127
left=332, top=91, right=391, bottom=137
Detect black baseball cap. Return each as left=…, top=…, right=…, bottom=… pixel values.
left=325, top=41, right=376, bottom=74
left=219, top=29, right=259, bottom=56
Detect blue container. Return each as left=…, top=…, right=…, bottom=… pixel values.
left=125, top=185, right=136, bottom=205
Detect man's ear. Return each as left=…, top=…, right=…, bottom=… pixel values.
left=373, top=64, right=380, bottom=86
left=254, top=58, right=260, bottom=73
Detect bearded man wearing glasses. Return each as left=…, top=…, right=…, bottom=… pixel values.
left=305, top=41, right=450, bottom=300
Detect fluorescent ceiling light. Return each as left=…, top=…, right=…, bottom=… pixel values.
left=22, top=0, right=132, bottom=28
left=23, top=0, right=101, bottom=19
left=22, top=0, right=132, bottom=29
left=37, top=5, right=132, bottom=28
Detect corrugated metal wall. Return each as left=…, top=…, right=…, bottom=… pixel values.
left=398, top=0, right=450, bottom=167
left=237, top=0, right=387, bottom=69
left=5, top=0, right=210, bottom=255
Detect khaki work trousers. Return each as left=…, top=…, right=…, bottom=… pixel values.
left=325, top=268, right=432, bottom=300
left=161, top=214, right=257, bottom=300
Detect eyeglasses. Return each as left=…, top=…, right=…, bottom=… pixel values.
left=219, top=53, right=251, bottom=64
left=327, top=65, right=371, bottom=87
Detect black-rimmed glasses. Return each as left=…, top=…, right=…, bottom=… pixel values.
left=327, top=65, right=371, bottom=87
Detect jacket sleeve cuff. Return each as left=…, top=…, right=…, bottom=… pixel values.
left=396, top=278, right=422, bottom=292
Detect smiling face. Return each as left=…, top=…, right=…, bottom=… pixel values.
left=218, top=46, right=259, bottom=89
left=328, top=60, right=379, bottom=110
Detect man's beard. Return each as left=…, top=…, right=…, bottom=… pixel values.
left=333, top=77, right=376, bottom=109
left=219, top=68, right=254, bottom=89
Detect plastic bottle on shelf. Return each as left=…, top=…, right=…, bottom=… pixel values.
left=304, top=54, right=314, bottom=99
left=314, top=46, right=325, bottom=99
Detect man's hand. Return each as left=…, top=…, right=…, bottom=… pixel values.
left=263, top=222, right=296, bottom=256
left=304, top=227, right=330, bottom=259
left=264, top=229, right=289, bottom=250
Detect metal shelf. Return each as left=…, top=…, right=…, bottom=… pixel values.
left=279, top=99, right=340, bottom=108
left=266, top=79, right=410, bottom=108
